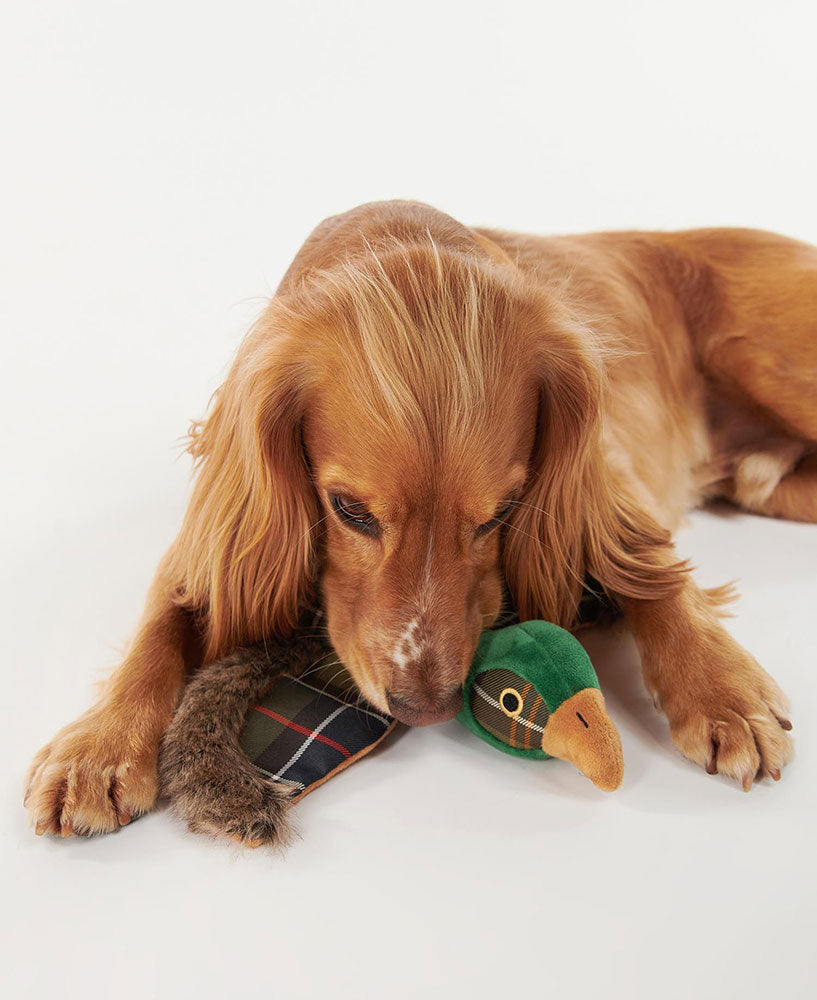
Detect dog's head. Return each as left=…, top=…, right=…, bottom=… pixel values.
left=301, top=248, right=543, bottom=721
left=175, top=234, right=617, bottom=724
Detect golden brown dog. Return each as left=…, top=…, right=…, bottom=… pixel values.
left=26, top=200, right=814, bottom=836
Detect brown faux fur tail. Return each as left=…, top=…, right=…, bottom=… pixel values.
left=158, top=635, right=332, bottom=847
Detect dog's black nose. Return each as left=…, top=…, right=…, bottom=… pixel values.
left=385, top=686, right=463, bottom=727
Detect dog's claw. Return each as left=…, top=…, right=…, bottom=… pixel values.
left=705, top=738, right=718, bottom=774
left=656, top=643, right=793, bottom=791
left=25, top=717, right=159, bottom=838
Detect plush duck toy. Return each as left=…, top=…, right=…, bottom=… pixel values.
left=159, top=619, right=623, bottom=846
left=457, top=621, right=623, bottom=792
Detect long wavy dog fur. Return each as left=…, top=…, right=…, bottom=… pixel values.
left=28, top=201, right=810, bottom=839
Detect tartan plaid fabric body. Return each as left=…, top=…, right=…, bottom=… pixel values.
left=470, top=667, right=551, bottom=751
left=240, top=659, right=393, bottom=798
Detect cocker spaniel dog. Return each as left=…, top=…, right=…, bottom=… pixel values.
left=26, top=200, right=813, bottom=837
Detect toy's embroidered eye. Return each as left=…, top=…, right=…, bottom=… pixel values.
left=499, top=687, right=523, bottom=718
left=476, top=499, right=515, bottom=537
left=470, top=667, right=549, bottom=750
left=329, top=493, right=380, bottom=537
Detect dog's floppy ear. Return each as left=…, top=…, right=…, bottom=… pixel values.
left=503, top=317, right=602, bottom=625
left=503, top=313, right=686, bottom=626
left=169, top=300, right=319, bottom=660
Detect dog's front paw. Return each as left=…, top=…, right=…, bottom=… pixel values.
left=24, top=708, right=159, bottom=836
left=649, top=637, right=793, bottom=790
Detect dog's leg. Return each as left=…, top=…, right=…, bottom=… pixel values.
left=696, top=243, right=817, bottom=524
left=24, top=558, right=198, bottom=836
left=618, top=568, right=794, bottom=789
left=730, top=450, right=817, bottom=523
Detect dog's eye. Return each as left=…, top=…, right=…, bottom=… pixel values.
left=476, top=499, right=515, bottom=537
left=329, top=493, right=380, bottom=536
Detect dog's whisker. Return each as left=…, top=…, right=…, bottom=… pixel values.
left=501, top=519, right=586, bottom=591
left=507, top=498, right=560, bottom=524
left=301, top=649, right=339, bottom=673
left=308, top=661, right=346, bottom=693
left=297, top=512, right=333, bottom=545
left=296, top=653, right=343, bottom=682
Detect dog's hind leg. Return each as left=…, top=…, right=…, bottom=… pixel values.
left=732, top=451, right=817, bottom=522
left=687, top=233, right=817, bottom=523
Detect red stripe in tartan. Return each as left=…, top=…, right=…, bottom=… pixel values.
left=251, top=705, right=352, bottom=758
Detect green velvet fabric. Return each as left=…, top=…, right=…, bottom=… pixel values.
left=457, top=621, right=600, bottom=759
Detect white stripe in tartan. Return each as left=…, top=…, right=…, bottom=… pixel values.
left=254, top=766, right=306, bottom=791
left=270, top=704, right=348, bottom=781
left=473, top=682, right=546, bottom=735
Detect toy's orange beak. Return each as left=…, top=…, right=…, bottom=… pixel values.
left=540, top=688, right=623, bottom=792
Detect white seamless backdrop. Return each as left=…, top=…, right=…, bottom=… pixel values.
left=2, top=3, right=816, bottom=999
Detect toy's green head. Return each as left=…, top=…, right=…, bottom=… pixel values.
left=457, top=621, right=623, bottom=791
